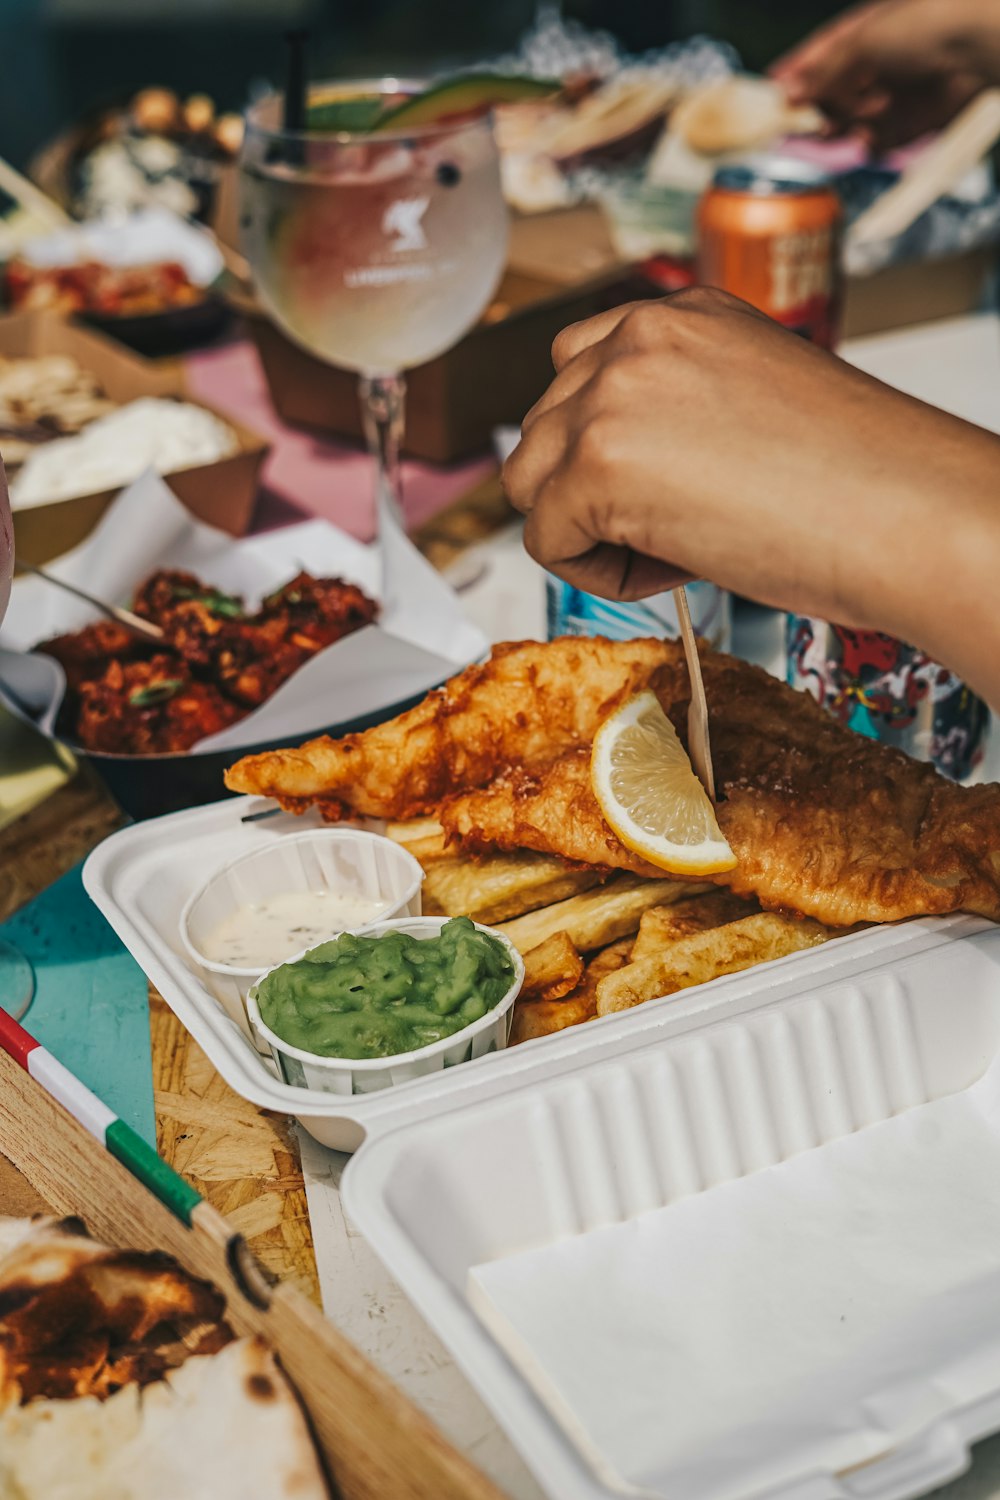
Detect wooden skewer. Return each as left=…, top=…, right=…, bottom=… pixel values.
left=848, top=88, right=1000, bottom=250
left=674, top=584, right=716, bottom=801
left=0, top=157, right=71, bottom=230
left=214, top=236, right=254, bottom=288
left=16, top=560, right=164, bottom=644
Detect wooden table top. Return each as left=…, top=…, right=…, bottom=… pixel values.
left=0, top=470, right=514, bottom=1307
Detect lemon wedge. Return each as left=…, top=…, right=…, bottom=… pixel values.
left=591, top=690, right=737, bottom=875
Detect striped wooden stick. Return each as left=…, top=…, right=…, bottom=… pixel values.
left=0, top=1006, right=202, bottom=1225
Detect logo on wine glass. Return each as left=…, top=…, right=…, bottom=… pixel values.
left=382, top=196, right=430, bottom=253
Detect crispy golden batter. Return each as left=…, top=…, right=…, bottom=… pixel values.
left=442, top=749, right=668, bottom=878
left=224, top=636, right=669, bottom=816
left=443, top=652, right=1000, bottom=925
left=224, top=636, right=1000, bottom=927
left=692, top=650, right=1000, bottom=924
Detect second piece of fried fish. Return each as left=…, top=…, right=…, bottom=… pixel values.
left=226, top=637, right=1000, bottom=927
left=442, top=651, right=1000, bottom=925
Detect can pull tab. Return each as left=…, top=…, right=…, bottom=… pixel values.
left=674, top=585, right=716, bottom=801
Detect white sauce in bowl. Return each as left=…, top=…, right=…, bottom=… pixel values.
left=200, top=889, right=388, bottom=970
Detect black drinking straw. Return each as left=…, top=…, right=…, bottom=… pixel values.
left=283, top=29, right=308, bottom=131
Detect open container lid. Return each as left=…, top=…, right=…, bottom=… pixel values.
left=337, top=916, right=1000, bottom=1500
left=81, top=788, right=1000, bottom=1500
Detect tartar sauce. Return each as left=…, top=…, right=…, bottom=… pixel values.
left=201, top=890, right=388, bottom=970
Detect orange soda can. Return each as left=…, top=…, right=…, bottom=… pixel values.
left=697, top=157, right=842, bottom=348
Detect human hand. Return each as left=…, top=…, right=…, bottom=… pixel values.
left=502, top=289, right=1000, bottom=660
left=771, top=0, right=993, bottom=150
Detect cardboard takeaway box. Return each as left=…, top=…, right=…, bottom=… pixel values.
left=240, top=202, right=996, bottom=463
left=1, top=310, right=269, bottom=566
left=504, top=204, right=999, bottom=337
left=504, top=204, right=999, bottom=338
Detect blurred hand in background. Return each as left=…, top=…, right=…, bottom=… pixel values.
left=771, top=0, right=1000, bottom=150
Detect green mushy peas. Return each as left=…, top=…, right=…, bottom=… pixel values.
left=254, top=917, right=517, bottom=1060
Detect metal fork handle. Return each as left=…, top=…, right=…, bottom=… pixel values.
left=16, top=561, right=164, bottom=643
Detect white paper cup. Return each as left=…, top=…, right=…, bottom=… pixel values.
left=180, top=829, right=423, bottom=1043
left=246, top=916, right=524, bottom=1096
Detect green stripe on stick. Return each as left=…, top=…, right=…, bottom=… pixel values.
left=106, top=1119, right=202, bottom=1225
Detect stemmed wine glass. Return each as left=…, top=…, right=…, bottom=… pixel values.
left=0, top=460, right=36, bottom=1020
left=239, top=80, right=509, bottom=529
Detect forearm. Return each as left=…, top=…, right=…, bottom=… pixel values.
left=505, top=289, right=1000, bottom=711
left=823, top=406, right=1000, bottom=707
left=940, top=0, right=1000, bottom=80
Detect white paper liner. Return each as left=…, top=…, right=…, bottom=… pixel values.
left=467, top=1056, right=1000, bottom=1500
left=17, top=207, right=224, bottom=286
left=180, top=828, right=423, bottom=1038
left=0, top=469, right=487, bottom=754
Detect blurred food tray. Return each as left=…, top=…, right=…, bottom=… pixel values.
left=1, top=309, right=268, bottom=564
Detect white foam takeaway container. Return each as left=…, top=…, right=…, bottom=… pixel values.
left=84, top=794, right=1000, bottom=1500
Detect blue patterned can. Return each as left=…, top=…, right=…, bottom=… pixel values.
left=786, top=615, right=989, bottom=782
left=546, top=578, right=731, bottom=650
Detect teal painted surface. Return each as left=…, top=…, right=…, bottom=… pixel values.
left=0, top=862, right=155, bottom=1146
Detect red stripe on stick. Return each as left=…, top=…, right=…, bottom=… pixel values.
left=0, top=1008, right=40, bottom=1069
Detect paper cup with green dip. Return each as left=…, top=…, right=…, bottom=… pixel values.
left=246, top=916, right=524, bottom=1095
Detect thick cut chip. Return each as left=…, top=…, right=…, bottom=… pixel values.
left=586, top=937, right=639, bottom=980
left=383, top=816, right=444, bottom=845
left=509, top=938, right=634, bottom=1045
left=596, top=913, right=831, bottom=1015
left=402, top=832, right=449, bottom=864
left=508, top=992, right=595, bottom=1044
left=520, top=931, right=585, bottom=1002
left=497, top=874, right=711, bottom=955
left=629, top=891, right=758, bottom=963
left=383, top=818, right=449, bottom=864
left=421, top=850, right=603, bottom=924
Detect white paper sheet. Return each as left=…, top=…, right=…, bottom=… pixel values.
left=469, top=1057, right=1000, bottom=1500
left=0, top=470, right=486, bottom=752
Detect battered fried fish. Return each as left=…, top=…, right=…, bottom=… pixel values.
left=441, top=749, right=667, bottom=879
left=224, top=636, right=668, bottom=817
left=224, top=636, right=1000, bottom=926
left=443, top=652, right=1000, bottom=926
